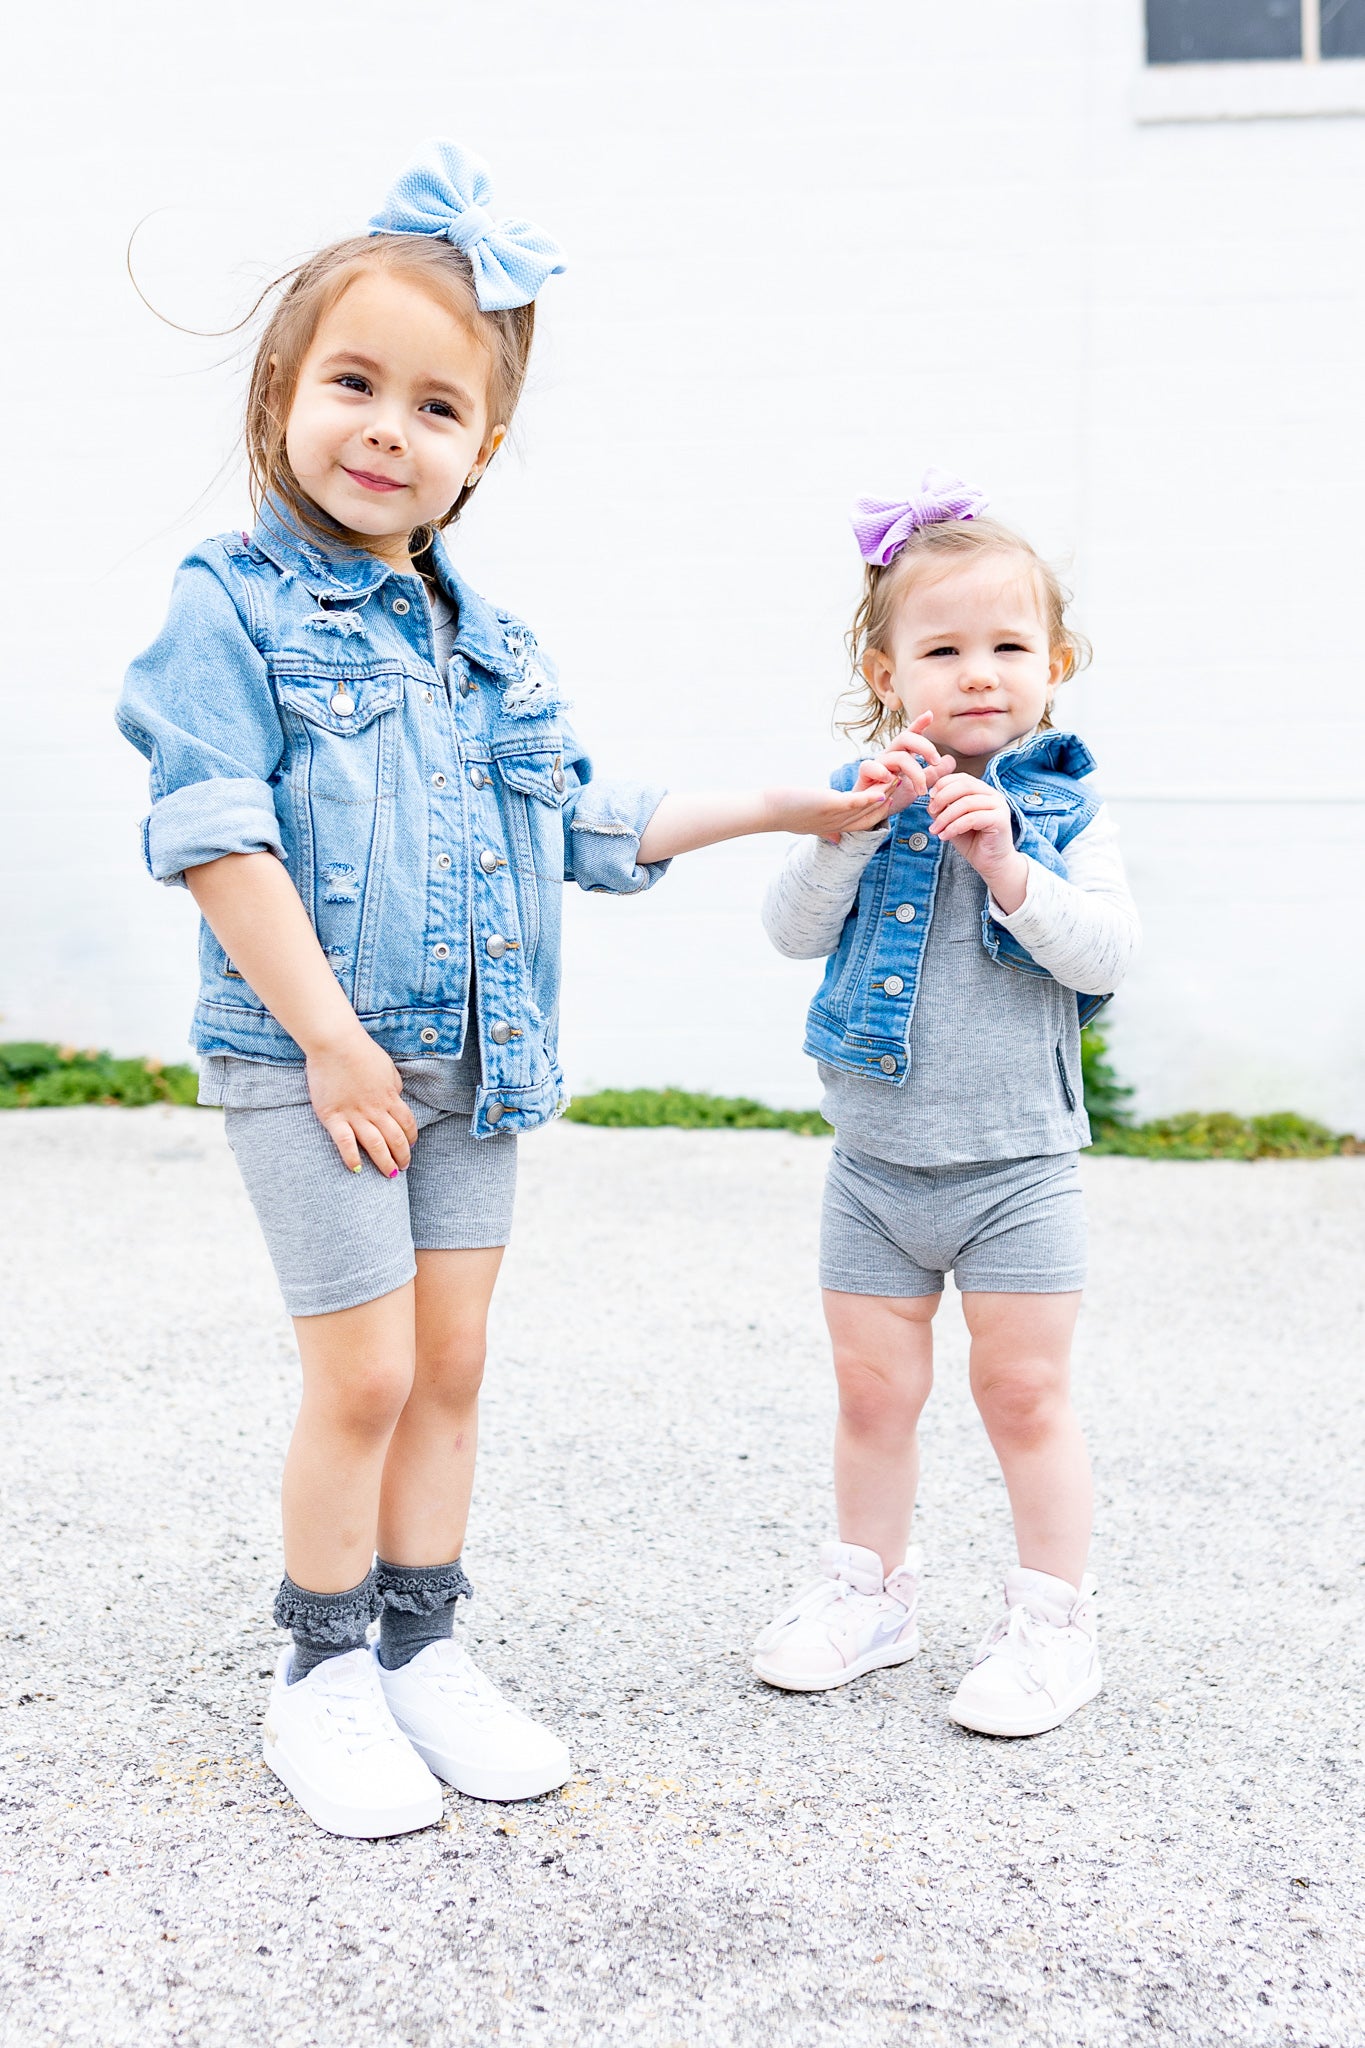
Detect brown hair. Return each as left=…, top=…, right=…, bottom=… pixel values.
left=840, top=515, right=1091, bottom=747
left=242, top=233, right=536, bottom=552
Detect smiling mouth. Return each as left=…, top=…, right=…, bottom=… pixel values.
left=343, top=468, right=407, bottom=493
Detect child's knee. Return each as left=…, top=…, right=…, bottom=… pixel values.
left=414, top=1339, right=486, bottom=1410
left=834, top=1349, right=928, bottom=1437
left=973, top=1363, right=1067, bottom=1446
left=330, top=1356, right=416, bottom=1440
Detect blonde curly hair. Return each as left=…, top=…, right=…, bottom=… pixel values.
left=840, top=516, right=1090, bottom=747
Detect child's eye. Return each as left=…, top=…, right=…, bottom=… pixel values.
left=996, top=641, right=1029, bottom=654
left=334, top=375, right=371, bottom=395
left=925, top=645, right=958, bottom=659
left=421, top=400, right=459, bottom=420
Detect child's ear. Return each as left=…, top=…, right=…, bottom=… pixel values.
left=862, top=648, right=900, bottom=709
left=469, top=424, right=507, bottom=484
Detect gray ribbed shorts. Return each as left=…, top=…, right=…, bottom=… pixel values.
left=820, top=1146, right=1086, bottom=1298
left=224, top=1099, right=517, bottom=1318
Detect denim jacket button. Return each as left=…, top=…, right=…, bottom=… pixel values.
left=436, top=853, right=452, bottom=870
left=894, top=903, right=916, bottom=923
left=431, top=771, right=447, bottom=789
left=908, top=832, right=928, bottom=851
left=485, top=1101, right=507, bottom=1124
left=879, top=1054, right=898, bottom=1074
left=329, top=690, right=355, bottom=716
left=485, top=934, right=509, bottom=959
left=392, top=596, right=411, bottom=615
left=1024, top=791, right=1043, bottom=805
left=478, top=849, right=499, bottom=874
left=489, top=1021, right=513, bottom=1045
left=433, top=943, right=451, bottom=959
left=469, top=766, right=487, bottom=790
left=423, top=688, right=435, bottom=704
left=883, top=975, right=905, bottom=996
left=420, top=1027, right=439, bottom=1045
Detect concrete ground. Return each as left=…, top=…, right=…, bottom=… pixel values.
left=0, top=1107, right=1362, bottom=2048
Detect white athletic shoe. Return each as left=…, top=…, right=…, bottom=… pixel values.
left=752, top=1540, right=922, bottom=1692
left=262, top=1646, right=444, bottom=1837
left=376, top=1640, right=573, bottom=1802
left=950, top=1567, right=1102, bottom=1737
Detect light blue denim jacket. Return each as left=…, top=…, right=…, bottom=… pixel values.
left=805, top=730, right=1109, bottom=1079
left=117, top=506, right=667, bottom=1137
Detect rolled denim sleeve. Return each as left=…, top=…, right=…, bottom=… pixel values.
left=559, top=728, right=669, bottom=895
left=116, top=550, right=286, bottom=888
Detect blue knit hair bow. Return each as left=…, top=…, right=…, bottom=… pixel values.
left=367, top=139, right=566, bottom=312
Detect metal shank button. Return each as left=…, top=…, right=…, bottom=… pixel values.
left=478, top=849, right=499, bottom=874
left=469, top=766, right=487, bottom=790
left=489, top=1021, right=512, bottom=1045
left=879, top=1054, right=898, bottom=1074
left=423, top=689, right=435, bottom=704
left=894, top=903, right=916, bottom=923
left=431, top=772, right=447, bottom=789
left=485, top=934, right=508, bottom=959
left=882, top=974, right=905, bottom=996
left=551, top=756, right=566, bottom=793
left=485, top=1102, right=506, bottom=1124
left=1025, top=791, right=1043, bottom=805
left=908, top=832, right=928, bottom=851
left=433, top=943, right=450, bottom=960
left=435, top=853, right=452, bottom=870
left=329, top=690, right=355, bottom=716
left=419, top=1027, right=438, bottom=1045
left=392, top=596, right=410, bottom=615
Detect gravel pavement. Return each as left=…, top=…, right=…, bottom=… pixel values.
left=1, top=1108, right=1362, bottom=2047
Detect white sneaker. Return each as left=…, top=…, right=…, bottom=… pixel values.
left=262, top=1647, right=443, bottom=1837
left=751, top=1540, right=921, bottom=1692
left=950, top=1567, right=1102, bottom=1737
left=376, top=1640, right=573, bottom=1802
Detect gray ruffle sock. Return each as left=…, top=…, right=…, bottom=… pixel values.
left=375, top=1556, right=473, bottom=1670
left=274, top=1568, right=380, bottom=1684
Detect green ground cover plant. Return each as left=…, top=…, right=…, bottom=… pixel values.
left=0, top=1042, right=199, bottom=1110
left=2, top=1034, right=1357, bottom=1157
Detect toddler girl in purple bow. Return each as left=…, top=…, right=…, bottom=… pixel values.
left=751, top=474, right=1141, bottom=1738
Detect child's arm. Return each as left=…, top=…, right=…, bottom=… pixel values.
left=637, top=785, right=895, bottom=863
left=185, top=854, right=418, bottom=1176
left=981, top=807, right=1140, bottom=995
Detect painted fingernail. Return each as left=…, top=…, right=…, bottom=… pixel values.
left=351, top=1163, right=363, bottom=1175
left=388, top=1168, right=400, bottom=1179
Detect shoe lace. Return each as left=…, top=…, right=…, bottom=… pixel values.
left=974, top=1604, right=1063, bottom=1693
left=423, top=1649, right=512, bottom=1722
left=315, top=1670, right=408, bottom=1757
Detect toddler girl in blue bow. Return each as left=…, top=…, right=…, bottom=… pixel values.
left=118, top=140, right=898, bottom=1840
left=751, top=476, right=1141, bottom=1736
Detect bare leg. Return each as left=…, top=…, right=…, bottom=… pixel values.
left=962, top=1291, right=1091, bottom=1587
left=824, top=1289, right=939, bottom=1579
left=376, top=1246, right=505, bottom=1568
left=282, top=1282, right=417, bottom=1593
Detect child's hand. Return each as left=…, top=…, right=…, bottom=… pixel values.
left=927, top=772, right=1029, bottom=911
left=306, top=1029, right=419, bottom=1178
left=853, top=713, right=954, bottom=819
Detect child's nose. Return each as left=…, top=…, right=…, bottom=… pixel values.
left=364, top=420, right=407, bottom=454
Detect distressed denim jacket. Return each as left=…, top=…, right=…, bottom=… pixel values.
left=805, top=730, right=1108, bottom=1080
left=117, top=505, right=667, bottom=1137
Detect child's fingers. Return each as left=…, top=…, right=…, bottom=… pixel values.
left=323, top=1115, right=364, bottom=1176
left=374, top=1109, right=413, bottom=1172
left=930, top=793, right=1005, bottom=836
left=353, top=1118, right=404, bottom=1179
left=393, top=1097, right=419, bottom=1150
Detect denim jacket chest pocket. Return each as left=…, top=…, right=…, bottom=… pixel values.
left=271, top=657, right=407, bottom=808
left=491, top=741, right=569, bottom=963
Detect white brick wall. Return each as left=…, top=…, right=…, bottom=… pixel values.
left=3, top=0, right=1362, bottom=1123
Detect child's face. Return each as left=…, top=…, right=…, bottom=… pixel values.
left=284, top=270, right=503, bottom=567
left=865, top=555, right=1065, bottom=772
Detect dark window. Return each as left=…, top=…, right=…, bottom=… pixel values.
left=1321, top=0, right=1365, bottom=55
left=1146, top=0, right=1302, bottom=62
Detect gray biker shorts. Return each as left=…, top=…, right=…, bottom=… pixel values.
left=820, top=1146, right=1086, bottom=1298
left=224, top=1099, right=517, bottom=1318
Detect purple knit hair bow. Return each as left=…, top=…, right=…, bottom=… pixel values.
left=850, top=470, right=989, bottom=567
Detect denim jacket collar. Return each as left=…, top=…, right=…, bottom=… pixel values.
left=984, top=726, right=1097, bottom=785
left=249, top=502, right=526, bottom=683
